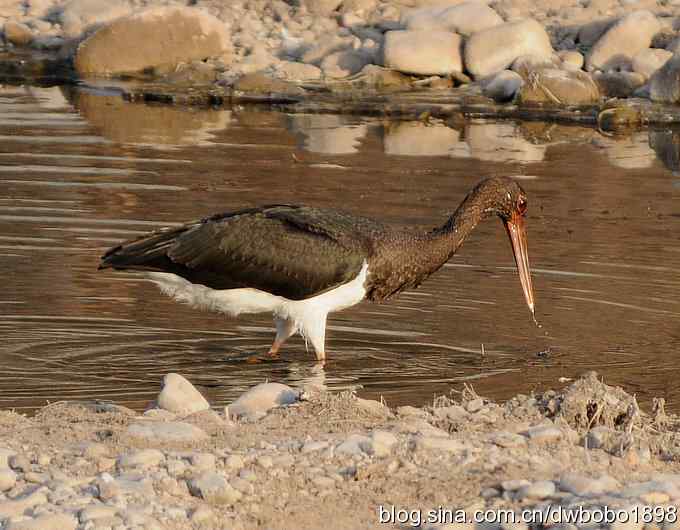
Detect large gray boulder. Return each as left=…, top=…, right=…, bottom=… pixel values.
left=650, top=53, right=680, bottom=103
left=383, top=30, right=463, bottom=76
left=586, top=11, right=661, bottom=72
left=74, top=7, right=230, bottom=76
left=402, top=2, right=502, bottom=37
left=464, top=19, right=553, bottom=79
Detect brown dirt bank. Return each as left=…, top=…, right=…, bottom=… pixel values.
left=2, top=373, right=680, bottom=529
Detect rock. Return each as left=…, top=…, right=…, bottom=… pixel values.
left=482, top=70, right=523, bottom=102
left=384, top=122, right=460, bottom=156
left=465, top=19, right=553, bottom=79
left=511, top=54, right=559, bottom=77
left=321, top=49, right=371, bottom=78
left=3, top=21, right=33, bottom=46
left=5, top=513, right=78, bottom=530
left=0, top=468, right=16, bottom=491
left=74, top=7, right=230, bottom=76
left=522, top=424, right=562, bottom=443
left=256, top=455, right=273, bottom=468
left=0, top=448, right=16, bottom=468
left=9, top=454, right=30, bottom=472
left=432, top=405, right=468, bottom=422
left=402, top=2, right=502, bottom=37
left=383, top=30, right=463, bottom=76
left=594, top=71, right=645, bottom=98
left=586, top=11, right=661, bottom=72
left=501, top=479, right=531, bottom=491
left=302, top=441, right=330, bottom=453
left=559, top=473, right=620, bottom=497
left=125, top=421, right=208, bottom=443
left=414, top=436, right=466, bottom=453
left=224, top=454, right=245, bottom=470
left=632, top=48, right=672, bottom=80
left=190, top=505, right=216, bottom=524
left=300, top=36, right=353, bottom=66
left=60, top=0, right=132, bottom=38
left=488, top=431, right=526, bottom=448
left=558, top=50, right=584, bottom=71
left=155, top=373, right=210, bottom=416
left=227, top=382, right=299, bottom=420
left=189, top=472, right=242, bottom=505
left=650, top=53, right=680, bottom=103
left=0, top=489, right=48, bottom=518
left=370, top=430, right=398, bottom=457
left=312, top=476, right=336, bottom=489
left=233, top=73, right=300, bottom=94
left=336, top=434, right=373, bottom=455
left=277, top=61, right=322, bottom=81
left=118, top=449, right=165, bottom=469
left=518, top=69, right=600, bottom=106
left=578, top=17, right=617, bottom=47
left=79, top=505, right=119, bottom=522
left=190, top=453, right=216, bottom=470
left=301, top=0, right=342, bottom=16
left=517, top=480, right=556, bottom=499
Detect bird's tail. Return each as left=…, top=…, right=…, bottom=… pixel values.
left=98, top=223, right=194, bottom=271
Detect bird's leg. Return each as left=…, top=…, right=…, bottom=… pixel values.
left=268, top=318, right=296, bottom=357
left=301, top=313, right=327, bottom=362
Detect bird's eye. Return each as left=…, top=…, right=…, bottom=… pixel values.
left=517, top=197, right=527, bottom=215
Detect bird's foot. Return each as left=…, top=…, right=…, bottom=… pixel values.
left=244, top=350, right=281, bottom=364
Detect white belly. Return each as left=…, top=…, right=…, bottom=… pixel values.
left=145, top=261, right=369, bottom=321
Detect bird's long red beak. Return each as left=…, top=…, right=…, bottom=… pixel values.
left=504, top=211, right=535, bottom=319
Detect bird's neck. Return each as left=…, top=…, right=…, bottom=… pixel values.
left=419, top=187, right=491, bottom=267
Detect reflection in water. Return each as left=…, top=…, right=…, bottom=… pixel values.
left=66, top=87, right=232, bottom=147
left=592, top=132, right=656, bottom=170
left=454, top=121, right=547, bottom=163
left=1, top=85, right=680, bottom=413
left=383, top=122, right=461, bottom=156
left=287, top=114, right=368, bottom=154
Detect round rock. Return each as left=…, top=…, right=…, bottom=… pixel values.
left=156, top=373, right=210, bottom=415
left=383, top=30, right=463, bottom=76
left=227, top=382, right=299, bottom=420
left=403, top=2, right=503, bottom=37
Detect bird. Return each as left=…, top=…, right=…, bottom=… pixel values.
left=99, top=176, right=535, bottom=361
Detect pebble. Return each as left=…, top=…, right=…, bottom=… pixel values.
left=414, top=436, right=466, bottom=453
left=383, top=30, right=463, bottom=76
left=227, top=382, right=299, bottom=420
left=489, top=432, right=526, bottom=449
left=118, top=449, right=165, bottom=469
left=224, top=454, right=245, bottom=470
left=79, top=505, right=119, bottom=522
left=5, top=513, right=78, bottom=530
left=2, top=21, right=34, bottom=46
left=465, top=18, right=553, bottom=79
left=125, top=421, right=208, bottom=443
left=336, top=434, right=372, bottom=456
left=482, top=70, right=523, bottom=103
left=370, top=430, right=398, bottom=457
left=189, top=472, right=242, bottom=505
left=522, top=424, right=563, bottom=443
left=517, top=480, right=556, bottom=499
left=0, top=468, right=17, bottom=491
left=301, top=441, right=329, bottom=454
left=559, top=473, right=620, bottom=497
left=155, top=373, right=210, bottom=415
left=501, top=479, right=531, bottom=491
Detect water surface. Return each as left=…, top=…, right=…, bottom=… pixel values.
left=2, top=85, right=679, bottom=412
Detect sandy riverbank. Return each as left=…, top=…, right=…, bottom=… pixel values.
left=2, top=372, right=680, bottom=530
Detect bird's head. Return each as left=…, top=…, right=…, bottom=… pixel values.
left=474, top=177, right=535, bottom=318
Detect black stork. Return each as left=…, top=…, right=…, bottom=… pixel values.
left=99, top=176, right=535, bottom=361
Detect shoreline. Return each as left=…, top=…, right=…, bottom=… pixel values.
left=2, top=372, right=680, bottom=529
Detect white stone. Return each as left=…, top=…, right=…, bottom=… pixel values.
left=482, top=69, right=523, bottom=102
left=227, top=382, right=298, bottom=420
left=586, top=11, right=661, bottom=72
left=336, top=434, right=373, bottom=455
left=402, top=2, right=502, bottom=37
left=415, top=436, right=466, bottom=453
left=632, top=48, right=672, bottom=80
left=0, top=468, right=16, bottom=491
left=118, top=449, right=165, bottom=469
left=522, top=424, right=562, bottom=443
left=465, top=19, right=553, bottom=79
left=189, top=472, right=242, bottom=504
left=517, top=480, right=556, bottom=499
left=156, top=373, right=210, bottom=416
left=370, top=430, right=398, bottom=457
left=501, top=479, right=531, bottom=491
left=125, top=421, right=208, bottom=443
left=559, top=474, right=620, bottom=497
left=5, top=513, right=78, bottom=530
left=384, top=122, right=460, bottom=156
left=383, top=30, right=463, bottom=76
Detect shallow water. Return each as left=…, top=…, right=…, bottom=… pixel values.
left=1, top=85, right=680, bottom=413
